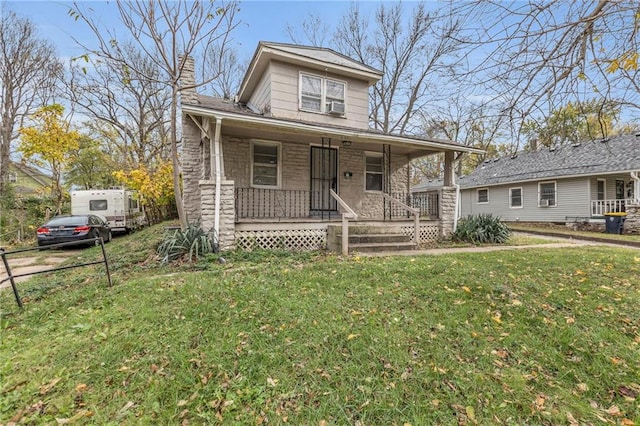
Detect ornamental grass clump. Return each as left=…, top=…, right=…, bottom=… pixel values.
left=157, top=222, right=217, bottom=263
left=453, top=213, right=511, bottom=244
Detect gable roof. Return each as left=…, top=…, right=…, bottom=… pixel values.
left=238, top=41, right=383, bottom=103
left=460, top=133, right=640, bottom=189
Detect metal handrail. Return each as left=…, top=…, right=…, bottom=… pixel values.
left=382, top=193, right=420, bottom=244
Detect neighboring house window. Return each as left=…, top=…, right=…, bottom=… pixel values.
left=8, top=172, right=17, bottom=183
left=615, top=179, right=625, bottom=199
left=477, top=188, right=489, bottom=203
left=597, top=179, right=606, bottom=200
left=251, top=141, right=280, bottom=187
left=509, top=187, right=522, bottom=208
left=90, top=199, right=108, bottom=211
left=300, top=72, right=346, bottom=114
left=365, top=154, right=383, bottom=191
left=539, top=181, right=556, bottom=206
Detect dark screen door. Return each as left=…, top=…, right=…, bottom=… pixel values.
left=310, top=146, right=338, bottom=212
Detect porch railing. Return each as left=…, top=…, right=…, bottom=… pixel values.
left=591, top=198, right=637, bottom=216
left=383, top=193, right=419, bottom=244
left=330, top=189, right=358, bottom=256
left=235, top=188, right=311, bottom=220
left=389, top=192, right=439, bottom=219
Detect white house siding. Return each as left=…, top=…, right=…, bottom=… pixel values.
left=266, top=61, right=370, bottom=130
left=246, top=67, right=272, bottom=114
left=461, top=177, right=591, bottom=222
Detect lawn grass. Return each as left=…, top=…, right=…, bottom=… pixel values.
left=1, top=224, right=639, bottom=425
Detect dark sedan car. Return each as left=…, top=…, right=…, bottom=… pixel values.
left=36, top=214, right=112, bottom=247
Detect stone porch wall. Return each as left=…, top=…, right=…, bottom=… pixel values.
left=624, top=204, right=640, bottom=234
left=200, top=180, right=236, bottom=250
left=439, top=186, right=456, bottom=237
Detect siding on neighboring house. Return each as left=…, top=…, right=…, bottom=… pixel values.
left=461, top=177, right=591, bottom=221
left=265, top=60, right=370, bottom=130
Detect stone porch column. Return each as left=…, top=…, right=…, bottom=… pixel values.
left=624, top=204, right=640, bottom=234
left=200, top=180, right=236, bottom=250
left=439, top=186, right=457, bottom=238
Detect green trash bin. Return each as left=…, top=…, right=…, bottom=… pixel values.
left=604, top=212, right=627, bottom=234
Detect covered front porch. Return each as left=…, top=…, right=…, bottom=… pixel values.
left=182, top=101, right=481, bottom=252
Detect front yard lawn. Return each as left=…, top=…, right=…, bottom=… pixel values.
left=1, top=229, right=639, bottom=424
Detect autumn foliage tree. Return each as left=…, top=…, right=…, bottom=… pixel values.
left=113, top=160, right=175, bottom=224
left=18, top=104, right=80, bottom=214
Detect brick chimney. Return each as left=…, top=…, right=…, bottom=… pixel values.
left=180, top=55, right=198, bottom=105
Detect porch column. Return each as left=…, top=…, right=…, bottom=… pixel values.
left=439, top=186, right=457, bottom=237
left=443, top=151, right=455, bottom=187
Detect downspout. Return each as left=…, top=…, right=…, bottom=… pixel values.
left=212, top=116, right=223, bottom=239
left=453, top=182, right=461, bottom=232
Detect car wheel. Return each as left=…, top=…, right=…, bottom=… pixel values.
left=107, top=230, right=112, bottom=243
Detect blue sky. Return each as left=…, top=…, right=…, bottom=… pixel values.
left=5, top=0, right=389, bottom=63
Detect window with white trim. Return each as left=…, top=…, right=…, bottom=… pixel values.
left=365, top=154, right=383, bottom=191
left=509, top=187, right=522, bottom=208
left=596, top=179, right=606, bottom=201
left=300, top=72, right=346, bottom=114
left=539, top=181, right=556, bottom=206
left=8, top=172, right=17, bottom=183
left=251, top=141, right=280, bottom=187
left=477, top=188, right=489, bottom=203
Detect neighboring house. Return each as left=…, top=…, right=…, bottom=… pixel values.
left=7, top=161, right=53, bottom=197
left=455, top=133, right=640, bottom=227
left=180, top=42, right=482, bottom=252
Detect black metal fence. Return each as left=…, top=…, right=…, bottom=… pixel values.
left=1, top=238, right=112, bottom=308
left=387, top=192, right=439, bottom=219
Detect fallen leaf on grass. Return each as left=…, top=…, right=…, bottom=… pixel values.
left=606, top=405, right=622, bottom=416
left=55, top=409, right=93, bottom=424
left=40, top=377, right=61, bottom=395
left=347, top=334, right=359, bottom=340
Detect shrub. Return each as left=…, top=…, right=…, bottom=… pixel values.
left=453, top=214, right=511, bottom=244
left=157, top=222, right=217, bottom=263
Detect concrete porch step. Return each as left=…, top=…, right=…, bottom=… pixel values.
left=348, top=233, right=411, bottom=244
left=349, top=241, right=417, bottom=253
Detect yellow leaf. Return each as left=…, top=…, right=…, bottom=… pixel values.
left=347, top=333, right=359, bottom=340
left=466, top=406, right=476, bottom=421
left=462, top=286, right=471, bottom=293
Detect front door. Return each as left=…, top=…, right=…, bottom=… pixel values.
left=310, top=146, right=338, bottom=212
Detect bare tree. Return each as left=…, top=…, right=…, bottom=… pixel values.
left=285, top=13, right=331, bottom=47
left=68, top=43, right=171, bottom=170
left=0, top=9, right=62, bottom=194
left=202, top=44, right=244, bottom=100
left=453, top=1, right=640, bottom=147
left=333, top=2, right=465, bottom=135
left=70, top=0, right=240, bottom=229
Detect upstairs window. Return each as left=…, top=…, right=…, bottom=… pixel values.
left=8, top=172, right=17, bottom=183
left=300, top=73, right=346, bottom=115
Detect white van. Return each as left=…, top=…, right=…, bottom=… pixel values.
left=70, top=188, right=147, bottom=233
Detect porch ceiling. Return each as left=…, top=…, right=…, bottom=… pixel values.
left=184, top=104, right=484, bottom=158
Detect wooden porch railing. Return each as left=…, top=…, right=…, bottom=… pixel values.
left=330, top=189, right=358, bottom=256
left=591, top=198, right=636, bottom=216
left=383, top=193, right=419, bottom=244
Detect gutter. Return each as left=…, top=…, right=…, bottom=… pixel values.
left=453, top=182, right=461, bottom=232
left=631, top=171, right=640, bottom=202
left=213, top=117, right=223, bottom=240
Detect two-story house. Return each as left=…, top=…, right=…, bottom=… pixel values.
left=181, top=42, right=482, bottom=253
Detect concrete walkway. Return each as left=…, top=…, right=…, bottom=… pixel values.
left=359, top=232, right=638, bottom=257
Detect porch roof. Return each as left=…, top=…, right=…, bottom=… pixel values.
left=183, top=96, right=484, bottom=157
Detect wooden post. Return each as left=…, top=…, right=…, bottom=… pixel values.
left=342, top=214, right=349, bottom=256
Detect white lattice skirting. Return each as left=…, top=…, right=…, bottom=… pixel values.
left=401, top=225, right=440, bottom=243
left=235, top=229, right=327, bottom=251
